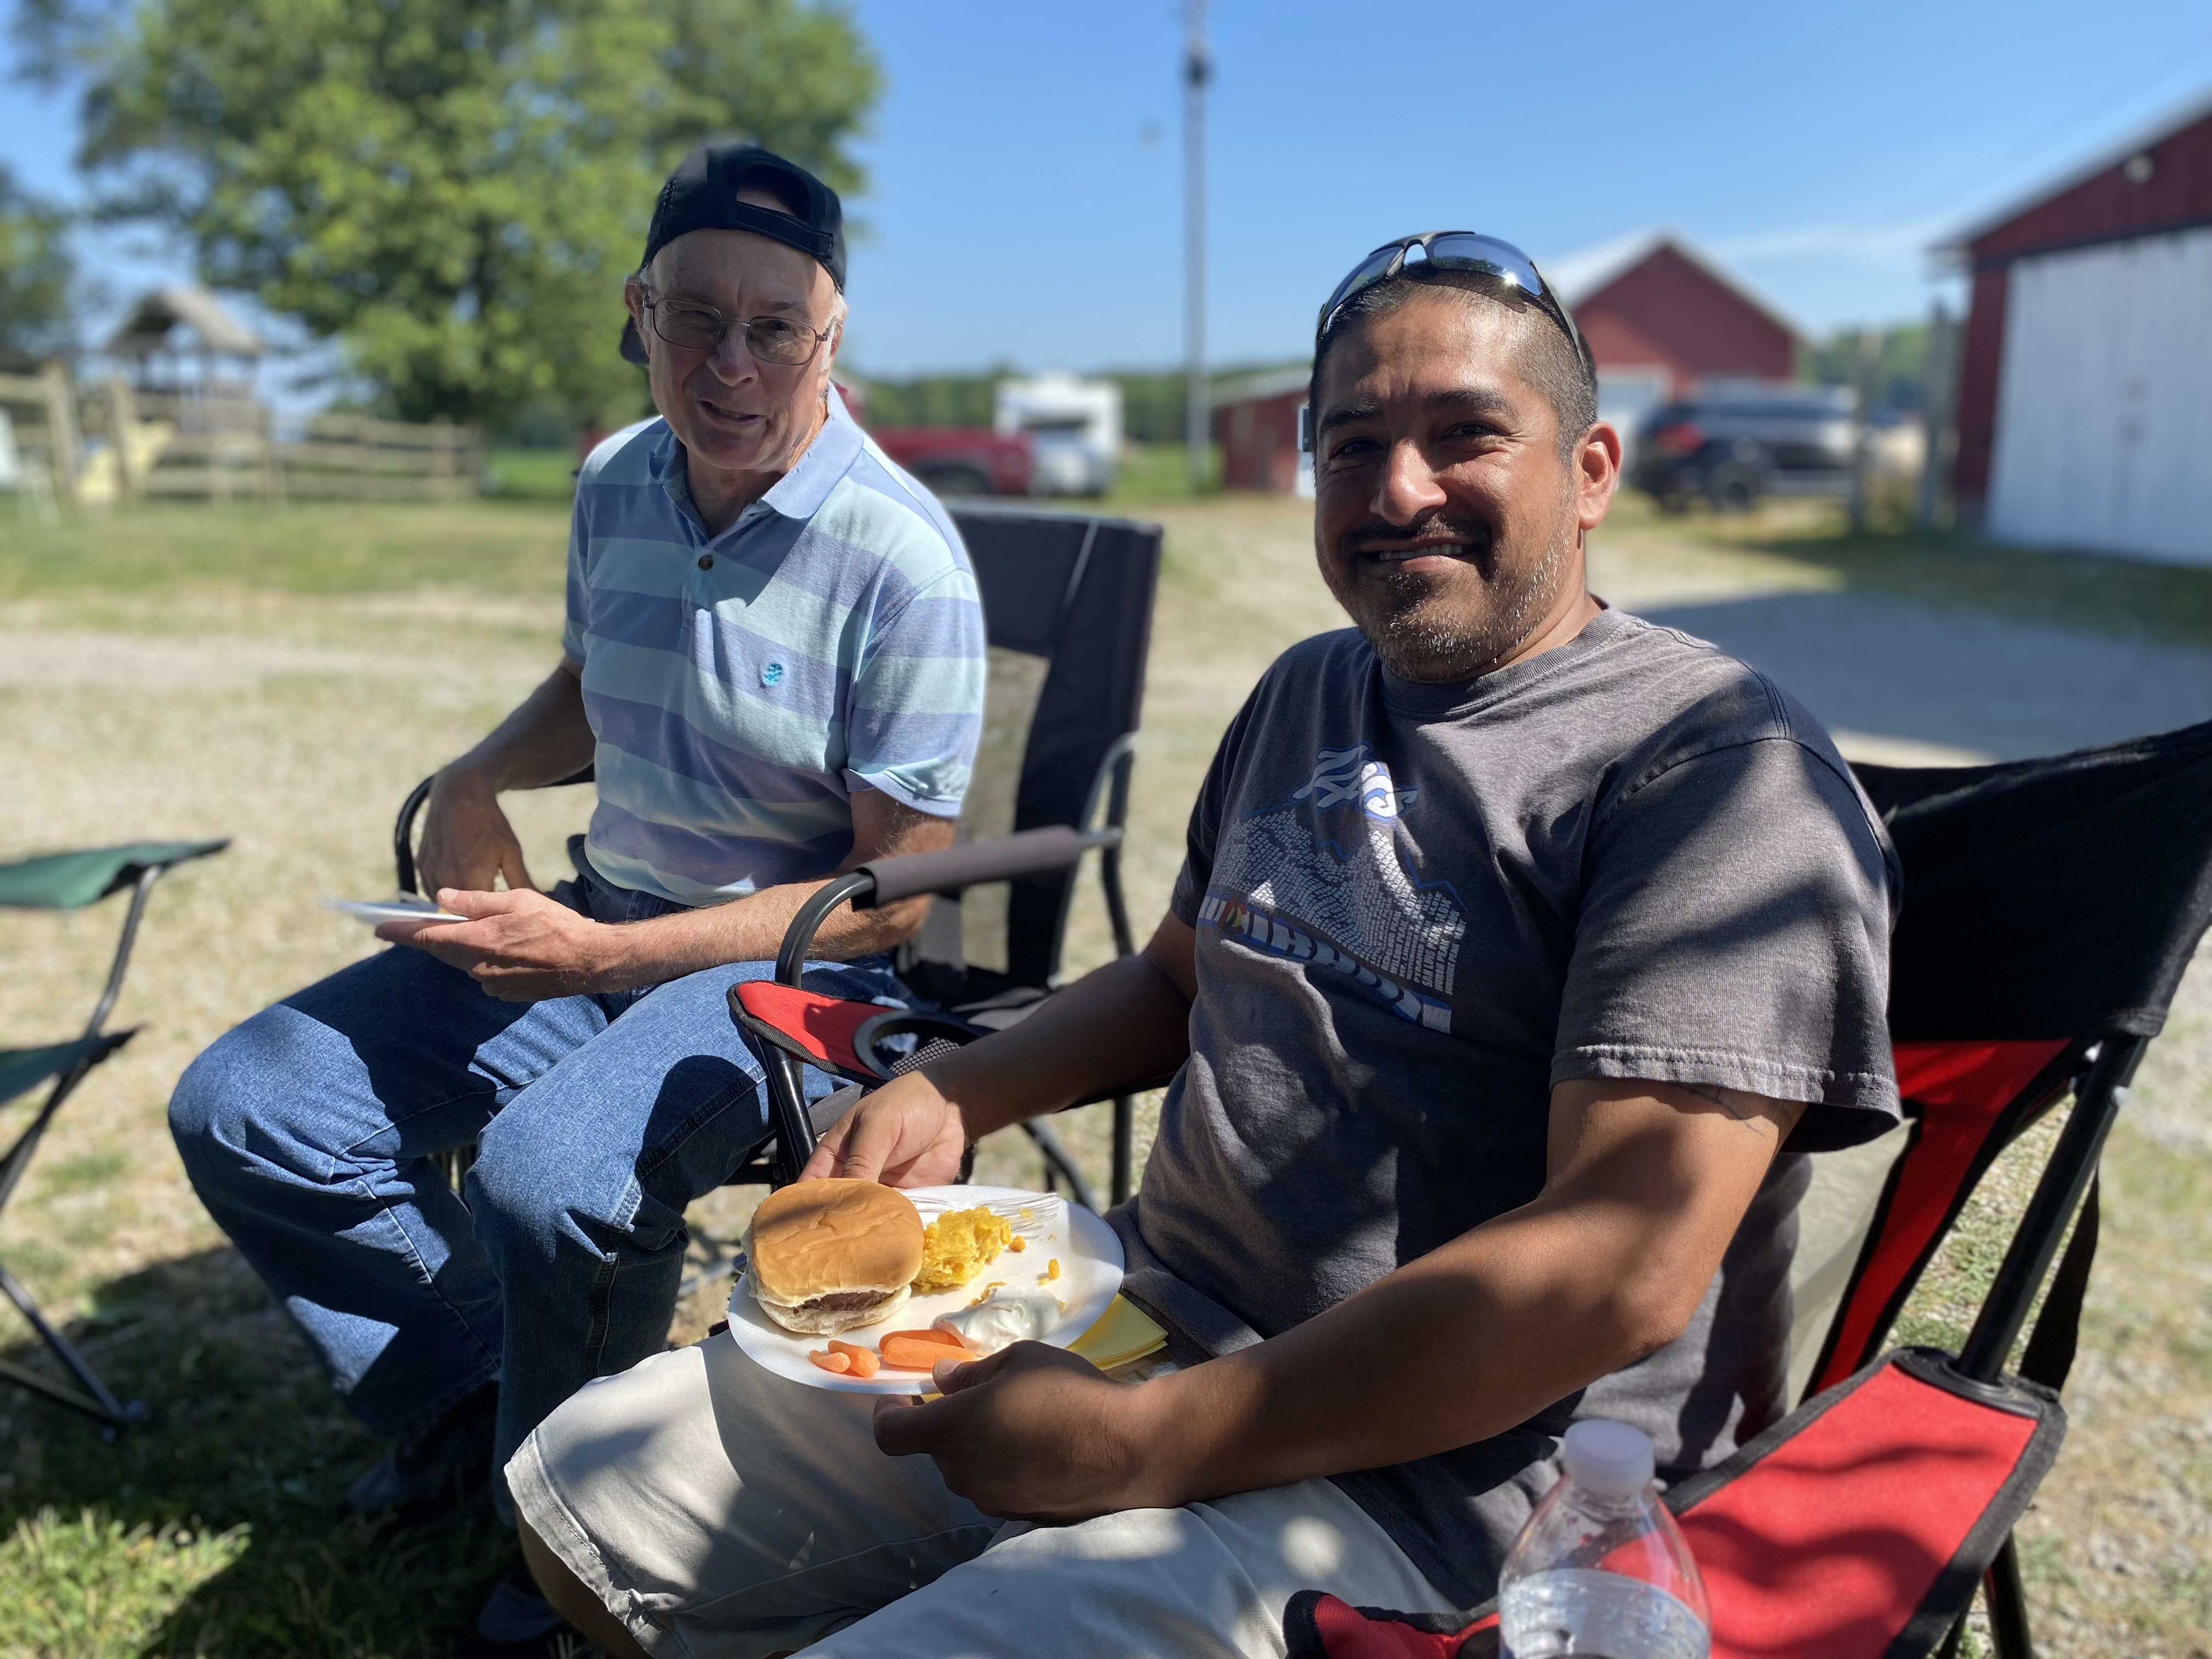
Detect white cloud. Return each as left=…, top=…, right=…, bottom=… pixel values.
left=1706, top=218, right=1952, bottom=269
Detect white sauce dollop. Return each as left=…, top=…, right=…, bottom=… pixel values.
left=932, top=1288, right=1066, bottom=1354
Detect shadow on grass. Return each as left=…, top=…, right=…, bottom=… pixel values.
left=1, top=1245, right=510, bottom=1658
left=1734, top=517, right=2212, bottom=652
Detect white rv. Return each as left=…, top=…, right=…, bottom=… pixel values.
left=994, top=373, right=1121, bottom=497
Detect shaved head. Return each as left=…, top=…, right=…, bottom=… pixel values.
left=1313, top=273, right=1596, bottom=463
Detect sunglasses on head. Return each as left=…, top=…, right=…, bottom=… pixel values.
left=1302, top=232, right=1592, bottom=453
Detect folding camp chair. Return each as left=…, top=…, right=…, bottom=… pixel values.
left=1283, top=718, right=2212, bottom=1659
left=392, top=506, right=1161, bottom=1208
left=0, top=838, right=227, bottom=1428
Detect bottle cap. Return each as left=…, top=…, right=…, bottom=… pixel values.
left=1562, top=1419, right=1655, bottom=1498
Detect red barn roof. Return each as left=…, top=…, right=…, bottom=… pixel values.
left=1545, top=230, right=1805, bottom=396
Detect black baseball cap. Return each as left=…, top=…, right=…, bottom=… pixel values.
left=620, top=142, right=845, bottom=365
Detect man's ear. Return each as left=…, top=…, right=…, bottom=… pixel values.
left=622, top=276, right=651, bottom=360
left=1576, top=421, right=1623, bottom=531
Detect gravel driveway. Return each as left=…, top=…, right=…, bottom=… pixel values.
left=1641, top=588, right=2212, bottom=763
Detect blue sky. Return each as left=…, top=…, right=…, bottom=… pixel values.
left=7, top=0, right=2212, bottom=386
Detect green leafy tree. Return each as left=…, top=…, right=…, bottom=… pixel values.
left=0, top=165, right=76, bottom=363
left=22, top=0, right=877, bottom=425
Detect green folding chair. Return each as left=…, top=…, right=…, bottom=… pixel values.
left=0, top=839, right=226, bottom=1430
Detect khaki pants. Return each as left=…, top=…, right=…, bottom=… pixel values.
left=509, top=1333, right=1454, bottom=1658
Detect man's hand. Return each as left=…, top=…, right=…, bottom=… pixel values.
left=417, top=769, right=538, bottom=896
left=381, top=888, right=621, bottom=1002
left=801, top=1070, right=968, bottom=1187
left=871, top=1344, right=1174, bottom=1523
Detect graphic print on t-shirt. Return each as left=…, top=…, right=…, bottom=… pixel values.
left=1196, top=741, right=1464, bottom=1032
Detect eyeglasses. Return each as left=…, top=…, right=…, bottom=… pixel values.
left=1314, top=231, right=1589, bottom=373
left=641, top=295, right=835, bottom=366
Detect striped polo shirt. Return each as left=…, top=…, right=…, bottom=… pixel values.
left=563, top=393, right=986, bottom=906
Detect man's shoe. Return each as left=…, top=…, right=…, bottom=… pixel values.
left=468, top=1554, right=591, bottom=1658
left=344, top=1381, right=499, bottom=1522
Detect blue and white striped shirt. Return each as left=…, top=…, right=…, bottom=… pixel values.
left=563, top=394, right=986, bottom=906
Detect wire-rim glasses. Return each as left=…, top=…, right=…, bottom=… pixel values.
left=1315, top=232, right=1589, bottom=372
left=641, top=296, right=835, bottom=367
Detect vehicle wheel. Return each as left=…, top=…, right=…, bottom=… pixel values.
left=1654, top=482, right=1695, bottom=515
left=1706, top=463, right=1763, bottom=514
left=917, top=466, right=990, bottom=498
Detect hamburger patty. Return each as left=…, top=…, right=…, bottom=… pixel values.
left=797, top=1289, right=896, bottom=1313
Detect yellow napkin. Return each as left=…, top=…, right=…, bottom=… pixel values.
left=1068, top=1293, right=1169, bottom=1370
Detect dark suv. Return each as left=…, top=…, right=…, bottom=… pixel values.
left=1632, top=386, right=1855, bottom=512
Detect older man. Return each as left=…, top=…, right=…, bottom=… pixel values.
left=168, top=143, right=984, bottom=1648
left=509, top=233, right=1900, bottom=1659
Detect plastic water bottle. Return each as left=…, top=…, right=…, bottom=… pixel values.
left=1498, top=1420, right=1710, bottom=1659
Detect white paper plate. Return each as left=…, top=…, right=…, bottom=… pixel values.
left=328, top=898, right=464, bottom=930
left=727, top=1186, right=1123, bottom=1393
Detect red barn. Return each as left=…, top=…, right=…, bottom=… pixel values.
left=1546, top=230, right=1806, bottom=439
left=1211, top=366, right=1310, bottom=494
left=1941, top=93, right=2212, bottom=562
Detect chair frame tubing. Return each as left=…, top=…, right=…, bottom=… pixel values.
left=0, top=864, right=166, bottom=1431
left=1929, top=1031, right=2147, bottom=1659
left=1957, top=1033, right=2145, bottom=1384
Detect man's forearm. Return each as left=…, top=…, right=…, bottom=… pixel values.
left=449, top=662, right=596, bottom=792
left=593, top=868, right=930, bottom=986
left=1135, top=1201, right=1655, bottom=1502
left=926, top=948, right=1193, bottom=1142
left=1125, top=1082, right=1789, bottom=1505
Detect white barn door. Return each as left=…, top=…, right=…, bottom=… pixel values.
left=1988, top=227, right=2212, bottom=563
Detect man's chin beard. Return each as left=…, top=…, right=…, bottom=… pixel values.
left=1357, top=534, right=1571, bottom=684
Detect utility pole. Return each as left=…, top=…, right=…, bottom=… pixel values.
left=1183, top=0, right=1209, bottom=495
left=1916, top=300, right=1956, bottom=532
left=1847, top=328, right=1881, bottom=536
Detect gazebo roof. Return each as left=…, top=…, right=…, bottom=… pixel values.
left=105, top=286, right=263, bottom=358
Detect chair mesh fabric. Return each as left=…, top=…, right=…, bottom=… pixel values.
left=1797, top=720, right=2212, bottom=1395
left=1853, top=718, right=2212, bottom=1043
left=945, top=508, right=1160, bottom=989
left=1807, top=1039, right=2072, bottom=1395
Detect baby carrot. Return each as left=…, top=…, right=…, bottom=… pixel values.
left=826, top=1340, right=880, bottom=1378
left=886, top=1327, right=970, bottom=1350
left=882, top=1335, right=972, bottom=1370
left=808, top=1349, right=853, bottom=1374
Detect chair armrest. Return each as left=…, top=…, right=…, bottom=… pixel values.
left=393, top=767, right=596, bottom=895
left=855, top=824, right=1116, bottom=908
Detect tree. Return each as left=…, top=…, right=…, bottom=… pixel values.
left=1801, top=324, right=1930, bottom=415
left=21, top=0, right=877, bottom=426
left=0, top=166, right=76, bottom=363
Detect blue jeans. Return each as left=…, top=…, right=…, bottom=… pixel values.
left=168, top=860, right=898, bottom=1512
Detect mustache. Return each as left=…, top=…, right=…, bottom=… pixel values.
left=1339, top=511, right=1496, bottom=560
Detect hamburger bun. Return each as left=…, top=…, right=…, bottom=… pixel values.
left=746, top=1180, right=926, bottom=1338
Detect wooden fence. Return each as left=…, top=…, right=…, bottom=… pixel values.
left=0, top=369, right=482, bottom=509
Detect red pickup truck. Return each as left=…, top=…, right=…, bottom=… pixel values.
left=836, top=382, right=1032, bottom=498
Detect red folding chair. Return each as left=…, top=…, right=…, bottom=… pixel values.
left=1286, top=718, right=2212, bottom=1659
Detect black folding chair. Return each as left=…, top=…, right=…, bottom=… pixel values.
left=392, top=506, right=1161, bottom=1207
left=1283, top=719, right=2212, bottom=1659
left=0, top=838, right=227, bottom=1429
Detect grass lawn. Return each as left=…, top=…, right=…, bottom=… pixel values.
left=2, top=488, right=2208, bottom=1656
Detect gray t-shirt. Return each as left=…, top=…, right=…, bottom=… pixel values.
left=1128, top=607, right=1900, bottom=1606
